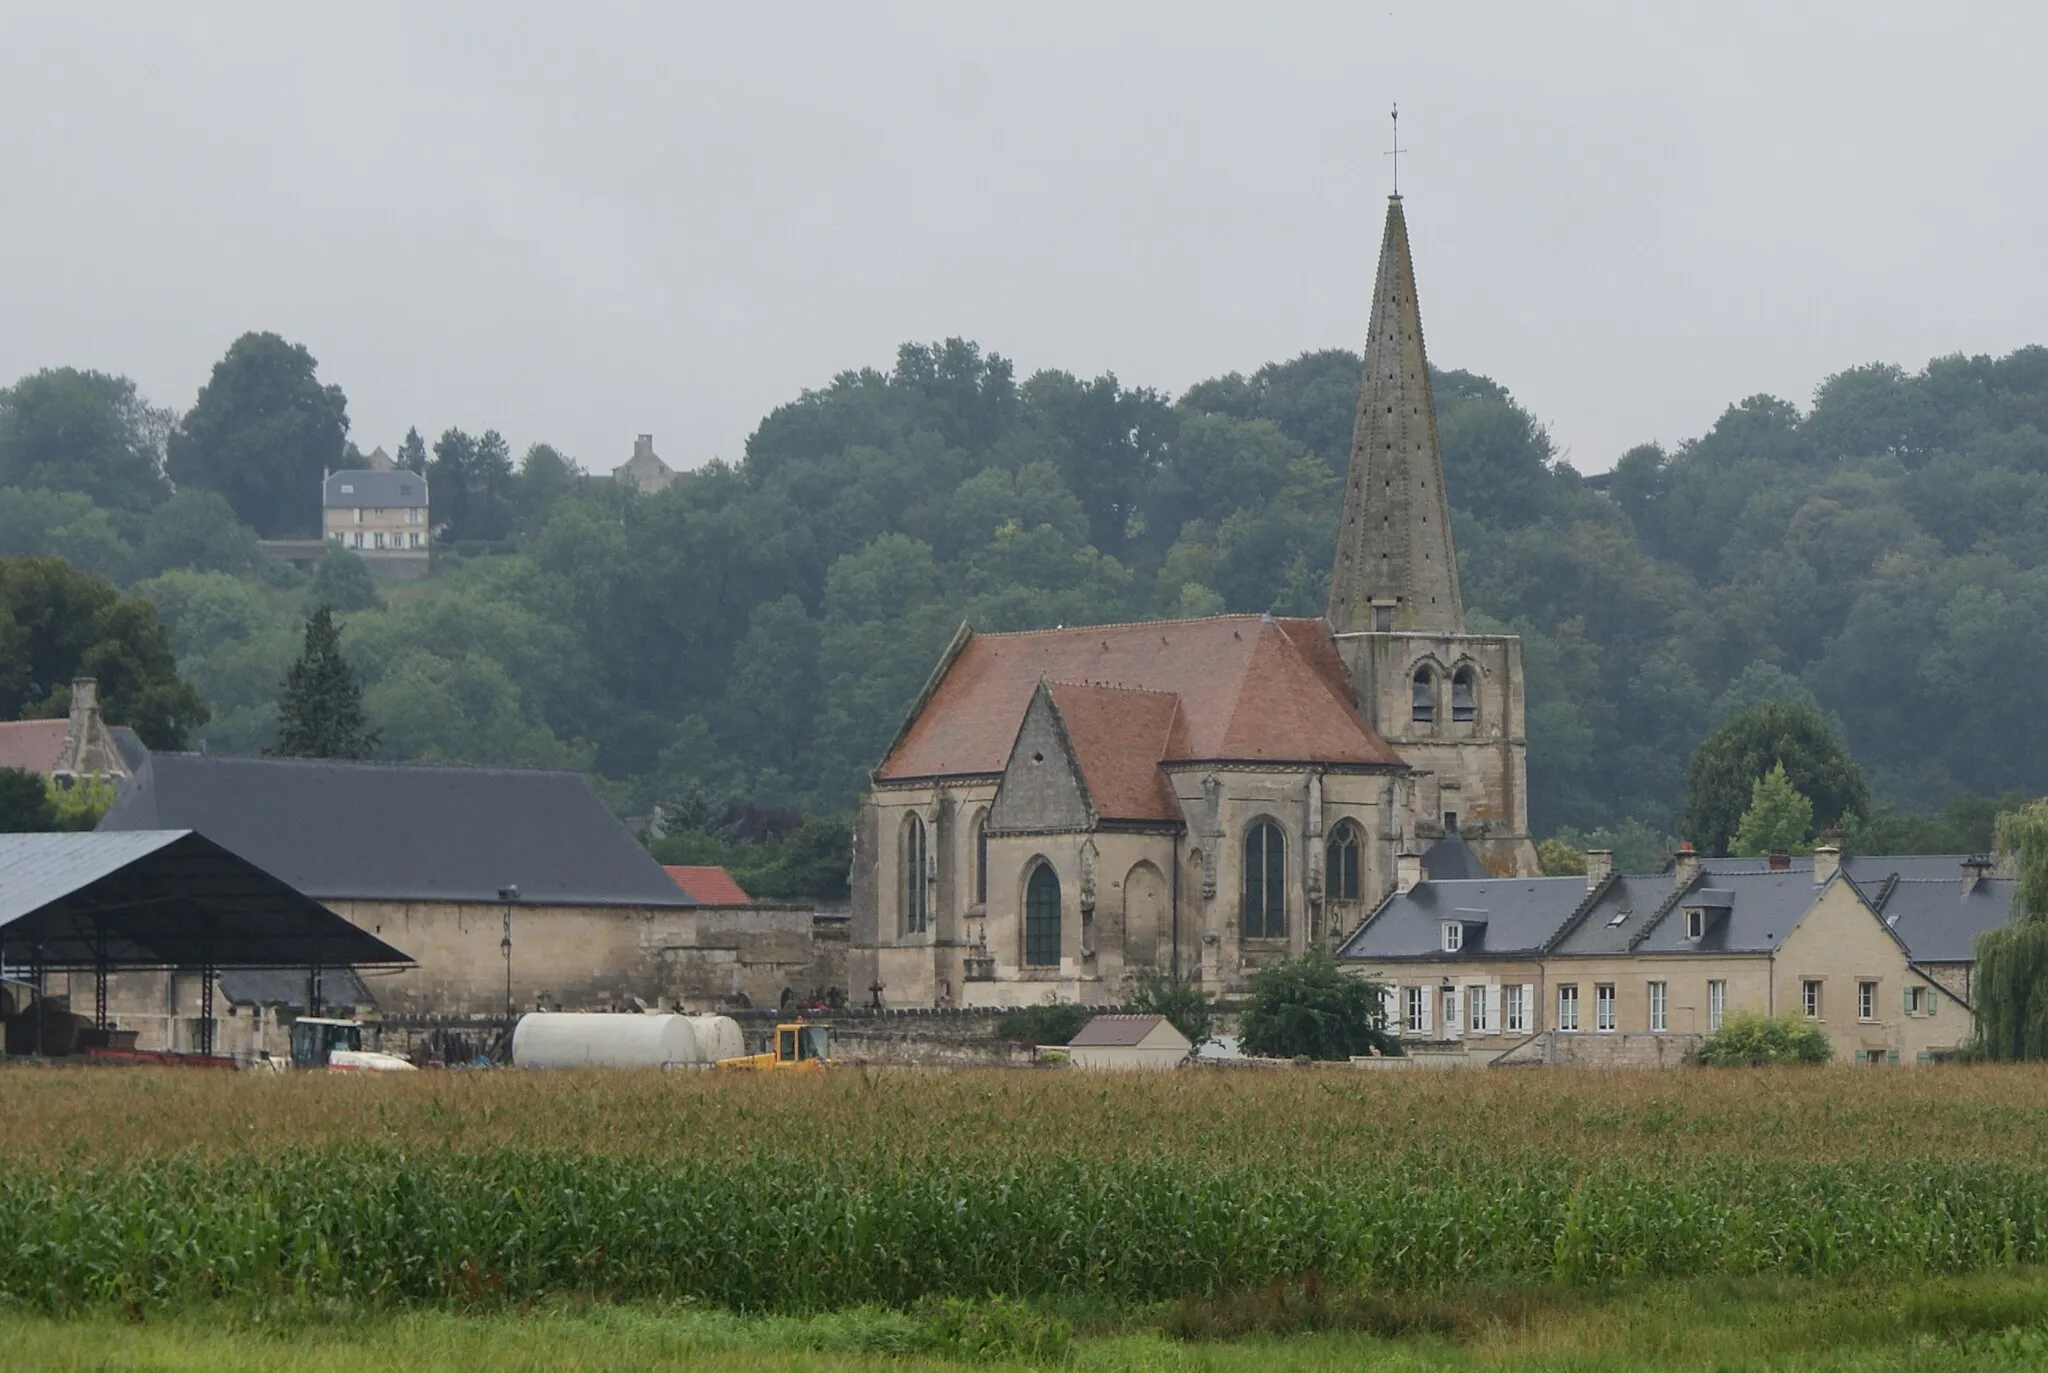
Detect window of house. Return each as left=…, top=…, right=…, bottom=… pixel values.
left=1324, top=822, right=1361, bottom=902
left=1686, top=907, right=1705, bottom=940
left=1906, top=985, right=1933, bottom=1016
left=901, top=814, right=929, bottom=935
left=1451, top=668, right=1477, bottom=723
left=1411, top=667, right=1435, bottom=723
left=1404, top=985, right=1426, bottom=1034
left=1504, top=984, right=1527, bottom=1033
left=1440, top=986, right=1458, bottom=1035
left=973, top=812, right=988, bottom=906
left=1648, top=981, right=1667, bottom=1032
left=1242, top=820, right=1286, bottom=938
left=1024, top=862, right=1060, bottom=966
left=353, top=507, right=363, bottom=524
left=1802, top=979, right=1822, bottom=1020
left=1858, top=980, right=1876, bottom=1021
left=1708, top=979, right=1726, bottom=1032
left=1468, top=985, right=1491, bottom=1033
left=1557, top=984, right=1580, bottom=1032
left=1595, top=983, right=1616, bottom=1032
left=1441, top=921, right=1462, bottom=952
left=373, top=532, right=385, bottom=550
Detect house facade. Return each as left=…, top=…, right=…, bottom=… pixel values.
left=849, top=193, right=1539, bottom=1009
left=323, top=468, right=430, bottom=578
left=1338, top=844, right=1999, bottom=1065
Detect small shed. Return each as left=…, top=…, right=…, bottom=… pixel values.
left=1065, top=1014, right=1190, bottom=1070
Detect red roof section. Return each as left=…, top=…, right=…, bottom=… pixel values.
left=1044, top=683, right=1184, bottom=823
left=663, top=865, right=752, bottom=904
left=879, top=615, right=1402, bottom=781
left=0, top=720, right=69, bottom=777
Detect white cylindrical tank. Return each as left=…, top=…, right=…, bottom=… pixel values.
left=511, top=1012, right=742, bottom=1069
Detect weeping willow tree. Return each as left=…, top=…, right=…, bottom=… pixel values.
left=1972, top=800, right=2048, bottom=1059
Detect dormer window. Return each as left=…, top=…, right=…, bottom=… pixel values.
left=1687, top=907, right=1704, bottom=940
left=1683, top=891, right=1734, bottom=941
left=1441, top=921, right=1463, bottom=952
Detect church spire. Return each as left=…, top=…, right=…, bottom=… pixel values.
left=1327, top=194, right=1464, bottom=635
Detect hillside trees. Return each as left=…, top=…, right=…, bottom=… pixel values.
left=0, top=368, right=172, bottom=511
left=1973, top=800, right=2048, bottom=1060
left=1682, top=704, right=1869, bottom=856
left=0, top=556, right=208, bottom=747
left=166, top=333, right=349, bottom=537
left=270, top=606, right=377, bottom=760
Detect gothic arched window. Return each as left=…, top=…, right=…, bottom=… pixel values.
left=1325, top=821, right=1363, bottom=902
left=1411, top=666, right=1436, bottom=724
left=1024, top=862, right=1061, bottom=966
left=1451, top=667, right=1477, bottom=724
left=1243, top=820, right=1287, bottom=938
left=902, top=813, right=928, bottom=934
left=973, top=810, right=989, bottom=906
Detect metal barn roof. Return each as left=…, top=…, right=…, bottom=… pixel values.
left=0, top=830, right=409, bottom=970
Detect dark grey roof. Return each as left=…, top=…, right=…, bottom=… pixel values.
left=109, top=727, right=148, bottom=775
left=324, top=469, right=427, bottom=509
left=1422, top=833, right=1490, bottom=881
left=219, top=966, right=372, bottom=1011
left=1069, top=1014, right=1182, bottom=1047
left=1340, top=875, right=1591, bottom=960
left=1865, top=875, right=2015, bottom=964
left=1631, top=869, right=1824, bottom=954
left=1843, top=854, right=1993, bottom=885
left=1550, top=875, right=1678, bottom=956
left=0, top=830, right=409, bottom=969
left=99, top=755, right=691, bottom=908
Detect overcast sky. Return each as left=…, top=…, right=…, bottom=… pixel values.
left=4, top=3, right=2043, bottom=476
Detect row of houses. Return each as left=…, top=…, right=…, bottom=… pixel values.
left=1338, top=836, right=2006, bottom=1065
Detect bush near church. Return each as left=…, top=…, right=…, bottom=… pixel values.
left=1696, top=1012, right=1833, bottom=1066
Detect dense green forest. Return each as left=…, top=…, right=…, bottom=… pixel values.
left=3, top=333, right=2045, bottom=863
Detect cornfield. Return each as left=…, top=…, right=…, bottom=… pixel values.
left=4, top=1066, right=2048, bottom=1311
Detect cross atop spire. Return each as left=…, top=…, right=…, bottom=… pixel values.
left=1385, top=103, right=1406, bottom=198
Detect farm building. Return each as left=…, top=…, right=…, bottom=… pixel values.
left=0, top=830, right=407, bottom=1060
left=1064, top=1014, right=1190, bottom=1070
left=97, top=755, right=847, bottom=1048
left=1339, top=843, right=1999, bottom=1065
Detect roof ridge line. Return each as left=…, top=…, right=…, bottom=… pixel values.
left=1042, top=679, right=1183, bottom=698
left=1542, top=870, right=1620, bottom=952
left=973, top=612, right=1319, bottom=639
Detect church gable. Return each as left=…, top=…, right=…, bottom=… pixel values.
left=987, top=682, right=1095, bottom=834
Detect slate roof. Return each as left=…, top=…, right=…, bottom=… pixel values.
left=664, top=865, right=752, bottom=904
left=99, top=754, right=692, bottom=908
left=1044, top=682, right=1185, bottom=823
left=1629, top=869, right=1824, bottom=954
left=1422, top=833, right=1490, bottom=881
left=1339, top=875, right=1593, bottom=960
left=878, top=615, right=1404, bottom=781
left=1549, top=875, right=1680, bottom=956
left=1068, top=1013, right=1187, bottom=1048
left=323, top=470, right=427, bottom=509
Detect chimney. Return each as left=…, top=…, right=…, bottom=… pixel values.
left=1812, top=837, right=1842, bottom=886
left=1673, top=842, right=1701, bottom=889
left=1963, top=854, right=1994, bottom=894
left=68, top=677, right=99, bottom=729
left=634, top=434, right=655, bottom=460
left=1768, top=851, right=1791, bottom=871
left=1396, top=849, right=1424, bottom=894
left=1584, top=849, right=1613, bottom=891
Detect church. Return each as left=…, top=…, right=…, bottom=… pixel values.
left=849, top=194, right=1539, bottom=1008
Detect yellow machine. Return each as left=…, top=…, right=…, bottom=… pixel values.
left=716, top=1019, right=831, bottom=1073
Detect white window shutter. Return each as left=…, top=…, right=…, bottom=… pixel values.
left=1381, top=984, right=1398, bottom=1026
left=1522, top=984, right=1536, bottom=1032
left=1419, top=987, right=1432, bottom=1034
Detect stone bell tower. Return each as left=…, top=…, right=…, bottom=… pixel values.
left=1329, top=194, right=1538, bottom=880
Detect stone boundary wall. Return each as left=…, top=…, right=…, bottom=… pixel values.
left=1493, top=1029, right=1704, bottom=1068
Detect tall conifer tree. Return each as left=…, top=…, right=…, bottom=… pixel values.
left=269, top=606, right=377, bottom=760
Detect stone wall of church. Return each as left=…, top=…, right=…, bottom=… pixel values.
left=1336, top=630, right=1537, bottom=878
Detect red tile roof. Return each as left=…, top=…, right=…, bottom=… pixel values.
left=663, top=865, right=752, bottom=904
left=879, top=615, right=1401, bottom=782
left=1044, top=683, right=1185, bottom=823
left=0, top=720, right=69, bottom=777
